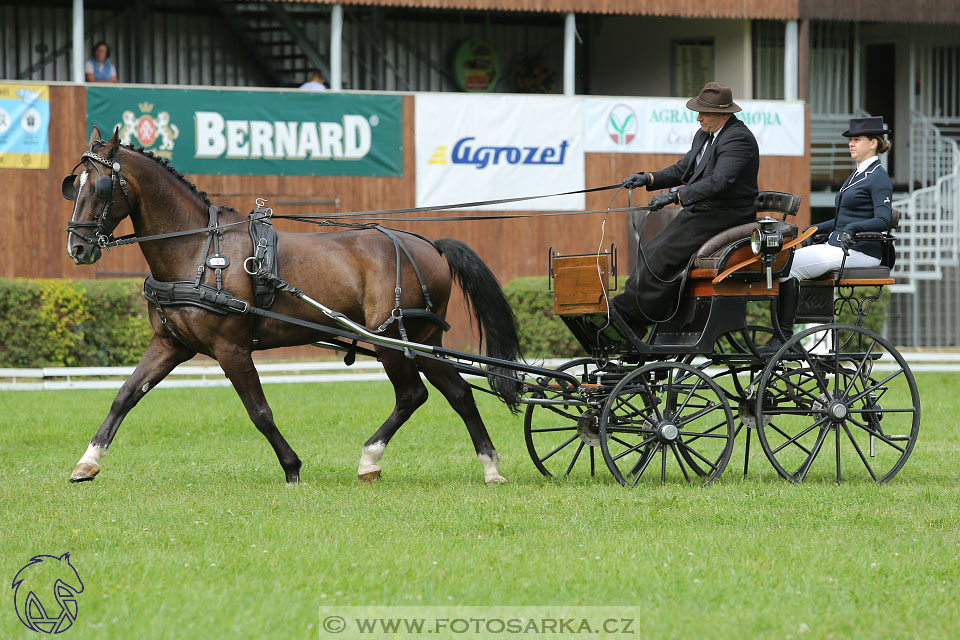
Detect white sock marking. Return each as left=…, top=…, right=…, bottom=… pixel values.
left=358, top=442, right=386, bottom=475
left=478, top=452, right=506, bottom=484
left=78, top=443, right=107, bottom=466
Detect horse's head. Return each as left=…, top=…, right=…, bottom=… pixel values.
left=63, top=126, right=133, bottom=264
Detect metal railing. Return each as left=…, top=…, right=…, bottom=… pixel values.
left=890, top=111, right=960, bottom=294
left=810, top=110, right=870, bottom=184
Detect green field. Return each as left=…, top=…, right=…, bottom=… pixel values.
left=2, top=372, right=958, bottom=639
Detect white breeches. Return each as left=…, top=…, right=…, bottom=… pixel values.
left=789, top=244, right=881, bottom=280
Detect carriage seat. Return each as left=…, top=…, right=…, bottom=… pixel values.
left=805, top=208, right=901, bottom=287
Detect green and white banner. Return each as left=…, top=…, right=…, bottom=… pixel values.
left=585, top=97, right=805, bottom=156
left=86, top=87, right=403, bottom=176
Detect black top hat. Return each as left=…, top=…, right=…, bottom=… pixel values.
left=685, top=82, right=741, bottom=113
left=842, top=116, right=890, bottom=137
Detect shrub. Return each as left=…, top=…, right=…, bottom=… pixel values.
left=502, top=276, right=585, bottom=359
left=0, top=278, right=152, bottom=367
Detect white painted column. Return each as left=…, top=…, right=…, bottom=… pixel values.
left=563, top=13, right=576, bottom=96
left=742, top=20, right=753, bottom=99
left=72, top=0, right=85, bottom=83
left=784, top=19, right=799, bottom=101
left=330, top=4, right=343, bottom=91
left=852, top=22, right=861, bottom=110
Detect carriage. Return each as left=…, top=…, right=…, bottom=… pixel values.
left=62, top=130, right=919, bottom=487
left=522, top=192, right=920, bottom=485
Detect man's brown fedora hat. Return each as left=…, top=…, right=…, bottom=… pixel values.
left=686, top=82, right=742, bottom=113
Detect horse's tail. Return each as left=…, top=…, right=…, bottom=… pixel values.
left=434, top=238, right=522, bottom=412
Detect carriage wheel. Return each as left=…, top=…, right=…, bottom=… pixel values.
left=524, top=358, right=603, bottom=478
left=714, top=325, right=777, bottom=357
left=599, top=362, right=735, bottom=486
left=755, top=324, right=920, bottom=484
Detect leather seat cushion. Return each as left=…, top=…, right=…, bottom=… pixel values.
left=692, top=221, right=798, bottom=271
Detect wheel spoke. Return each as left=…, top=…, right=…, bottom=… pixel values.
left=540, top=435, right=579, bottom=462
left=674, top=401, right=724, bottom=427
left=611, top=435, right=658, bottom=462
left=842, top=339, right=877, bottom=399
left=677, top=440, right=719, bottom=472
left=842, top=423, right=878, bottom=482
left=680, top=419, right=727, bottom=443
left=768, top=421, right=813, bottom=455
left=530, top=426, right=578, bottom=433
left=771, top=415, right=830, bottom=455
left=846, top=369, right=905, bottom=405
left=675, top=375, right=705, bottom=415
left=796, top=425, right=830, bottom=481
left=564, top=442, right=586, bottom=477
left=630, top=444, right=660, bottom=486
left=670, top=443, right=692, bottom=482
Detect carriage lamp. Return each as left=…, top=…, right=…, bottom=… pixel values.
left=751, top=217, right=784, bottom=289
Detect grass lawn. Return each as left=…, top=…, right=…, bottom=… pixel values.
left=1, top=371, right=958, bottom=639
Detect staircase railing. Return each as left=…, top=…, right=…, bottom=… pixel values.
left=889, top=112, right=960, bottom=296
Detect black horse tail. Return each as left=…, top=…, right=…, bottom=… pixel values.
left=434, top=238, right=522, bottom=412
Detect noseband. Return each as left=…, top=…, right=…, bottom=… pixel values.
left=63, top=150, right=130, bottom=249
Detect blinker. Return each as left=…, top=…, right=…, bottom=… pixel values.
left=95, top=175, right=113, bottom=200
left=61, top=175, right=78, bottom=201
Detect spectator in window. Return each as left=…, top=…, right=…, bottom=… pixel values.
left=85, top=42, right=118, bottom=83
left=300, top=70, right=328, bottom=91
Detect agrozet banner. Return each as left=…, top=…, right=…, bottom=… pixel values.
left=86, top=87, right=403, bottom=176
left=584, top=97, right=805, bottom=156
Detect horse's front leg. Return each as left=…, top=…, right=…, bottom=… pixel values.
left=70, top=334, right=195, bottom=482
left=216, top=349, right=302, bottom=485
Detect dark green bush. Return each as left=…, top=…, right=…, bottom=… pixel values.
left=502, top=276, right=586, bottom=359
left=0, top=278, right=152, bottom=367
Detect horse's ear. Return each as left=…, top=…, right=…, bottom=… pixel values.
left=88, top=125, right=102, bottom=148
left=103, top=126, right=121, bottom=157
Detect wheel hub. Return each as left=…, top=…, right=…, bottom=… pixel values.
left=657, top=422, right=679, bottom=442
left=577, top=409, right=601, bottom=446
left=828, top=400, right=849, bottom=421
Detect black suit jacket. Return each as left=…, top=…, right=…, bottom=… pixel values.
left=648, top=116, right=759, bottom=210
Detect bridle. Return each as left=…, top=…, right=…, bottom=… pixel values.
left=62, top=149, right=130, bottom=249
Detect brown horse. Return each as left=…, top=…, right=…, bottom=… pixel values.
left=63, top=127, right=521, bottom=485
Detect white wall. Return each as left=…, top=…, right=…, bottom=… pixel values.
left=588, top=16, right=753, bottom=100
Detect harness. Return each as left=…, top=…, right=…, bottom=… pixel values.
left=140, top=198, right=449, bottom=353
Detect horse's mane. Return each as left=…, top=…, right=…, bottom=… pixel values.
left=94, top=139, right=235, bottom=211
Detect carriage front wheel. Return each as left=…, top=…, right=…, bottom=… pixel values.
left=599, top=362, right=735, bottom=486
left=755, top=324, right=920, bottom=484
left=524, top=358, right=601, bottom=478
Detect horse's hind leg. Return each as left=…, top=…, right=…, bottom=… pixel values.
left=216, top=349, right=302, bottom=485
left=70, top=334, right=195, bottom=482
left=357, top=348, right=429, bottom=482
left=418, top=358, right=506, bottom=485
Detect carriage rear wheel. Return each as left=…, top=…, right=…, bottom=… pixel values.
left=524, top=358, right=601, bottom=478
left=755, top=324, right=920, bottom=483
left=599, top=361, right=735, bottom=486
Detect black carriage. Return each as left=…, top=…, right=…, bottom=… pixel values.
left=523, top=192, right=920, bottom=486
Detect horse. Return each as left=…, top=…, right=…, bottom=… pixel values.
left=62, top=126, right=521, bottom=486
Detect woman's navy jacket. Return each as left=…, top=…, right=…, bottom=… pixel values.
left=817, top=159, right=893, bottom=260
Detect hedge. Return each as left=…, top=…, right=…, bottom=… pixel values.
left=0, top=278, right=153, bottom=367
left=503, top=275, right=890, bottom=359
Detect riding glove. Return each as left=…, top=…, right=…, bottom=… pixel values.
left=840, top=231, right=855, bottom=252
left=648, top=190, right=678, bottom=210
left=622, top=173, right=651, bottom=189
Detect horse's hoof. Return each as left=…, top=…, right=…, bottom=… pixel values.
left=484, top=474, right=508, bottom=485
left=358, top=469, right=382, bottom=484
left=70, top=462, right=100, bottom=483
left=286, top=477, right=304, bottom=487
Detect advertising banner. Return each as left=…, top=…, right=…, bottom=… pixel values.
left=0, top=83, right=50, bottom=170
left=86, top=87, right=403, bottom=176
left=585, top=97, right=805, bottom=156
left=415, top=94, right=584, bottom=211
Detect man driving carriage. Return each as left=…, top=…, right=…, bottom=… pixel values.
left=613, top=81, right=760, bottom=335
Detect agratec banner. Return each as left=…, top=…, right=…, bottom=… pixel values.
left=86, top=87, right=403, bottom=176
left=584, top=97, right=805, bottom=156
left=415, top=94, right=585, bottom=211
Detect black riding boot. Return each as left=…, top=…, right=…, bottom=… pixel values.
left=762, top=277, right=799, bottom=353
